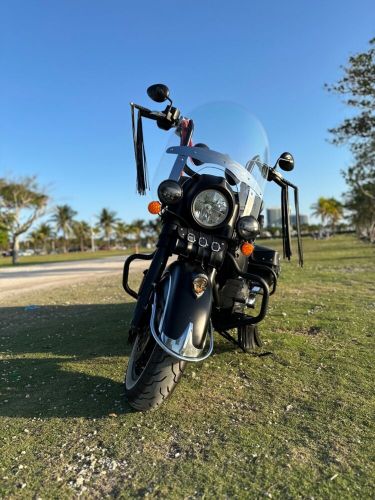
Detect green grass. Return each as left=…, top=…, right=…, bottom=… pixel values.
left=0, top=248, right=147, bottom=268
left=0, top=235, right=374, bottom=498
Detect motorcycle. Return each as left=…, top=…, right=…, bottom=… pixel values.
left=123, top=84, right=303, bottom=411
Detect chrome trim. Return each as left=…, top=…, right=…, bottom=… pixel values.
left=198, top=237, right=208, bottom=247
left=170, top=153, right=189, bottom=182
left=211, top=241, right=221, bottom=252
left=246, top=296, right=256, bottom=307
left=159, top=274, right=172, bottom=329
left=192, top=273, right=209, bottom=298
left=160, top=322, right=202, bottom=358
left=150, top=293, right=214, bottom=363
left=246, top=286, right=262, bottom=307
left=187, top=233, right=196, bottom=243
left=167, top=146, right=254, bottom=187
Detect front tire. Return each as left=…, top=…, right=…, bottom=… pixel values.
left=125, top=329, right=186, bottom=411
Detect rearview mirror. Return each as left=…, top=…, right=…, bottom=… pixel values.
left=277, top=152, right=294, bottom=171
left=147, top=83, right=170, bottom=103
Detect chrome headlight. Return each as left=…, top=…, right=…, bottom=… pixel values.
left=192, top=189, right=229, bottom=228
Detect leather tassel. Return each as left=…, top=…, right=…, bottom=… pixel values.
left=293, top=185, right=304, bottom=267
left=281, top=184, right=292, bottom=260
left=270, top=169, right=304, bottom=267
left=131, top=104, right=149, bottom=195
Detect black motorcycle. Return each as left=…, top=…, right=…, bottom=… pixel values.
left=123, top=84, right=303, bottom=411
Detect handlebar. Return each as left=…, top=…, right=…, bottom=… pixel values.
left=130, top=102, right=181, bottom=130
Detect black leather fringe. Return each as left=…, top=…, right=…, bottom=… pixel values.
left=280, top=181, right=304, bottom=267
left=131, top=104, right=149, bottom=195
left=281, top=183, right=292, bottom=261
left=293, top=185, right=304, bottom=267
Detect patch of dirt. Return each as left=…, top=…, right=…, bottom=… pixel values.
left=294, top=326, right=323, bottom=336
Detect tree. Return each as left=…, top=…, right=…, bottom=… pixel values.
left=115, top=221, right=128, bottom=247
left=0, top=228, right=8, bottom=251
left=127, top=219, right=145, bottom=253
left=72, top=220, right=91, bottom=252
left=345, top=183, right=375, bottom=242
left=326, top=198, right=344, bottom=233
left=0, top=176, right=48, bottom=264
left=97, top=208, right=118, bottom=249
left=143, top=219, right=161, bottom=246
left=29, top=229, right=42, bottom=252
left=51, top=204, right=77, bottom=253
left=326, top=38, right=375, bottom=193
left=326, top=38, right=375, bottom=238
left=35, top=223, right=53, bottom=253
left=311, top=197, right=330, bottom=225
left=311, top=197, right=343, bottom=232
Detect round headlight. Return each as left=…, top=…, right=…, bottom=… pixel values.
left=192, top=189, right=229, bottom=228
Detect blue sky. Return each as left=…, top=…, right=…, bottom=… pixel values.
left=1, top=0, right=374, bottom=225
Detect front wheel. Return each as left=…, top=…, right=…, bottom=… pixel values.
left=124, top=328, right=186, bottom=411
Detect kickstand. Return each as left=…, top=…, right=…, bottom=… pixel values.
left=217, top=329, right=247, bottom=353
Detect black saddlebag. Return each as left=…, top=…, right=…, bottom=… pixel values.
left=248, top=245, right=280, bottom=287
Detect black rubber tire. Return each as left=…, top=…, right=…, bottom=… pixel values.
left=125, top=334, right=186, bottom=411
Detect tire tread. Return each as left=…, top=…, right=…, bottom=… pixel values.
left=125, top=343, right=186, bottom=411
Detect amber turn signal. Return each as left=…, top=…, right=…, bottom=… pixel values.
left=148, top=201, right=162, bottom=215
left=240, top=242, right=255, bottom=256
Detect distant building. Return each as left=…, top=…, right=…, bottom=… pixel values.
left=266, top=208, right=282, bottom=227
left=291, top=214, right=309, bottom=226
left=266, top=208, right=308, bottom=227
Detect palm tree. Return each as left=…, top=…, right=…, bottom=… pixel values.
left=97, top=208, right=118, bottom=249
left=115, top=221, right=128, bottom=247
left=29, top=229, right=41, bottom=252
left=127, top=219, right=145, bottom=253
left=326, top=198, right=343, bottom=233
left=51, top=204, right=77, bottom=253
left=72, top=220, right=91, bottom=252
left=143, top=219, right=161, bottom=247
left=311, top=197, right=343, bottom=233
left=91, top=225, right=100, bottom=252
left=35, top=222, right=53, bottom=254
left=311, top=197, right=331, bottom=226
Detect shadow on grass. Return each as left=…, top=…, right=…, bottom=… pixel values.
left=0, top=303, right=136, bottom=418
left=0, top=303, right=271, bottom=418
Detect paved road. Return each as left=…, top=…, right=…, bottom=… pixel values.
left=0, top=256, right=148, bottom=301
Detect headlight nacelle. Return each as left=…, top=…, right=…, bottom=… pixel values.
left=237, top=215, right=260, bottom=240
left=157, top=179, right=183, bottom=205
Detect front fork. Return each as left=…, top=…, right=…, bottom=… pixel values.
left=125, top=223, right=177, bottom=337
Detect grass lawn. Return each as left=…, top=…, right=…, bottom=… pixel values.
left=0, top=248, right=147, bottom=268
left=0, top=235, right=374, bottom=498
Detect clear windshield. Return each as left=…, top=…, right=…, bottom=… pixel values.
left=150, top=102, right=270, bottom=218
